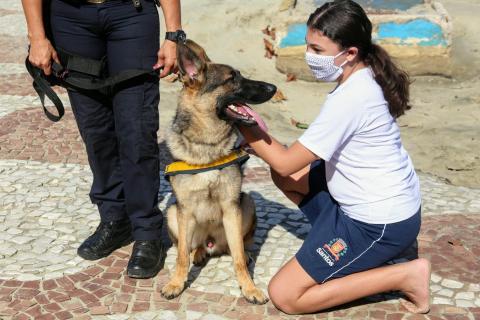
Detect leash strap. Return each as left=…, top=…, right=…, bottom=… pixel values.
left=25, top=47, right=159, bottom=122
left=25, top=57, right=65, bottom=122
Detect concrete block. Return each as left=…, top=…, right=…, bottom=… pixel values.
left=275, top=0, right=452, bottom=81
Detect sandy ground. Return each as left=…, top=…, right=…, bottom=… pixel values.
left=159, top=0, right=480, bottom=189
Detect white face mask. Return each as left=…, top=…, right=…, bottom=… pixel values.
left=305, top=50, right=348, bottom=82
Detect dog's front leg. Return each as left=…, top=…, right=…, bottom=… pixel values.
left=161, top=205, right=195, bottom=299
left=221, top=201, right=268, bottom=304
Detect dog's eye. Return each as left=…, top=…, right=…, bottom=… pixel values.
left=221, top=73, right=236, bottom=84
left=228, top=70, right=241, bottom=82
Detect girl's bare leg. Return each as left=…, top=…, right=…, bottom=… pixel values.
left=268, top=257, right=431, bottom=315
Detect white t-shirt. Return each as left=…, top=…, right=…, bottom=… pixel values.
left=298, top=68, right=421, bottom=224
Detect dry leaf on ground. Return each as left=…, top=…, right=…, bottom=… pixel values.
left=290, top=118, right=309, bottom=129
left=448, top=239, right=463, bottom=247
left=272, top=89, right=287, bottom=103
left=286, top=73, right=297, bottom=82
left=263, top=38, right=277, bottom=59
left=262, top=25, right=276, bottom=40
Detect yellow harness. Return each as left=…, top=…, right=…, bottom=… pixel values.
left=164, top=150, right=250, bottom=179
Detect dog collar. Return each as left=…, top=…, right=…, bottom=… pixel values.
left=164, top=150, right=249, bottom=178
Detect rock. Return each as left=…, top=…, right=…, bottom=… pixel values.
left=0, top=245, right=17, bottom=256
left=432, top=297, right=454, bottom=305
left=441, top=279, right=464, bottom=289
left=279, top=0, right=296, bottom=12
left=431, top=273, right=442, bottom=283
left=438, top=289, right=454, bottom=297
left=455, top=300, right=476, bottom=308
left=11, top=236, right=34, bottom=245
left=455, top=292, right=474, bottom=300
left=297, top=225, right=311, bottom=234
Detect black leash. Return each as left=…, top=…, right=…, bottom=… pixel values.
left=25, top=48, right=159, bottom=122
left=25, top=58, right=65, bottom=122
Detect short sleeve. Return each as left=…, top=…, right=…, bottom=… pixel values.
left=298, top=98, right=363, bottom=161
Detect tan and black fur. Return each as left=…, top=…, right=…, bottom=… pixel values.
left=160, top=40, right=276, bottom=304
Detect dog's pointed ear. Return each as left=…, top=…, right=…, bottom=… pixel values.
left=177, top=39, right=210, bottom=86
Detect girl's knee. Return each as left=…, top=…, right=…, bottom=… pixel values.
left=268, top=278, right=300, bottom=315
left=270, top=168, right=285, bottom=189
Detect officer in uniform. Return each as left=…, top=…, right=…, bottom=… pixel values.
left=21, top=0, right=185, bottom=279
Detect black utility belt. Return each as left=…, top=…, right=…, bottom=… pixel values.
left=25, top=47, right=159, bottom=122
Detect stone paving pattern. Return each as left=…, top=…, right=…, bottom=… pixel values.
left=1, top=2, right=480, bottom=319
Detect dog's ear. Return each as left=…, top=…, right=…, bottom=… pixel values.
left=177, top=39, right=210, bottom=87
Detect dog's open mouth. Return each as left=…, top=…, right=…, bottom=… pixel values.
left=224, top=102, right=261, bottom=125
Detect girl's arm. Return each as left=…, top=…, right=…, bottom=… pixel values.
left=156, top=0, right=182, bottom=77
left=21, top=0, right=60, bottom=75
left=239, top=125, right=319, bottom=177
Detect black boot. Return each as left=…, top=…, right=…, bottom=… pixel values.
left=77, top=219, right=133, bottom=260
left=127, top=239, right=166, bottom=279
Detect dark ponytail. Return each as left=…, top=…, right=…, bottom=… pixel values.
left=307, top=0, right=412, bottom=118
left=365, top=44, right=411, bottom=117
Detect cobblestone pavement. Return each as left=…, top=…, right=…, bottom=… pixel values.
left=1, top=2, right=480, bottom=320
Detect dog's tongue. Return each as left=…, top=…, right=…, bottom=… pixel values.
left=234, top=103, right=268, bottom=132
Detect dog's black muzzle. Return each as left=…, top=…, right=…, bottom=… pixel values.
left=216, top=78, right=277, bottom=125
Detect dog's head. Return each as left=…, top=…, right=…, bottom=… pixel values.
left=177, top=40, right=277, bottom=126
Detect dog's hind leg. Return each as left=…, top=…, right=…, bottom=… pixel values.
left=192, top=247, right=208, bottom=266
left=161, top=204, right=196, bottom=299
left=221, top=199, right=268, bottom=305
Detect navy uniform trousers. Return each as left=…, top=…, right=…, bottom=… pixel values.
left=50, top=0, right=163, bottom=240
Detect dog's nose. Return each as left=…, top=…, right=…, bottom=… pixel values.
left=264, top=83, right=277, bottom=98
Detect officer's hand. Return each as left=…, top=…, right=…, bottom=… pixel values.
left=29, top=37, right=60, bottom=76
left=154, top=40, right=177, bottom=78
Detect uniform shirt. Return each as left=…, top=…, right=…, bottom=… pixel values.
left=298, top=68, right=421, bottom=224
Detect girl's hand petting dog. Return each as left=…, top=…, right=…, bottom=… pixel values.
left=237, top=107, right=268, bottom=156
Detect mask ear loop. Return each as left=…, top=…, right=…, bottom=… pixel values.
left=334, top=50, right=349, bottom=68
left=334, top=50, right=347, bottom=59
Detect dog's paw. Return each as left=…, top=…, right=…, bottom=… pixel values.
left=242, top=287, right=269, bottom=305
left=161, top=282, right=184, bottom=300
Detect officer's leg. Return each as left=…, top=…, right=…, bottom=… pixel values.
left=50, top=0, right=132, bottom=260
left=105, top=0, right=165, bottom=278
left=67, top=92, right=127, bottom=222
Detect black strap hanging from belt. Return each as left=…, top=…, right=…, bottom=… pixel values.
left=25, top=47, right=159, bottom=122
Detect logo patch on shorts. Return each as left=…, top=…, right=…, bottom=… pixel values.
left=316, top=238, right=348, bottom=266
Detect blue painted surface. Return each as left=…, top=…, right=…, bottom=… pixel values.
left=279, top=19, right=446, bottom=49
left=313, top=0, right=423, bottom=11
left=279, top=24, right=308, bottom=48
left=376, top=19, right=447, bottom=46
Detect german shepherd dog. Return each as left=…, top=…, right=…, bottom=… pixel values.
left=160, top=40, right=276, bottom=304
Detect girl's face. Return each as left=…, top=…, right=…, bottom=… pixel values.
left=306, top=28, right=343, bottom=56
left=305, top=28, right=361, bottom=68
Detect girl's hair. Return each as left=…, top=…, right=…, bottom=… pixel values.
left=307, top=0, right=411, bottom=118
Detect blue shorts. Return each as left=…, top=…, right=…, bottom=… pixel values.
left=295, top=160, right=421, bottom=284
